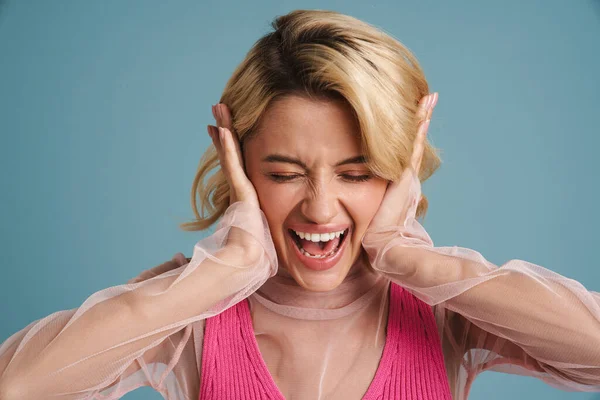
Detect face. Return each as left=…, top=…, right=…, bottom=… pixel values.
left=243, top=95, right=388, bottom=292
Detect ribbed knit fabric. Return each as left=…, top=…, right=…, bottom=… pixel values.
left=199, top=282, right=452, bottom=399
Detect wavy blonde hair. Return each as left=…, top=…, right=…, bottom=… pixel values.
left=180, top=9, right=442, bottom=232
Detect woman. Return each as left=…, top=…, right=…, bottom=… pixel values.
left=0, top=9, right=599, bottom=400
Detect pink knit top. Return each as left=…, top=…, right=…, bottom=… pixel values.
left=199, top=281, right=452, bottom=399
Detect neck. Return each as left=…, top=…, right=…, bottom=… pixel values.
left=257, top=256, right=386, bottom=310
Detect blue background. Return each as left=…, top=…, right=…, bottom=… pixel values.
left=0, top=1, right=599, bottom=399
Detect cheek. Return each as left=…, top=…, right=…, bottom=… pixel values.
left=254, top=180, right=295, bottom=208
left=343, top=183, right=387, bottom=227
left=252, top=179, right=296, bottom=233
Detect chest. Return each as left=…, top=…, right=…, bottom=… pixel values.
left=199, top=283, right=453, bottom=400
left=248, top=293, right=389, bottom=399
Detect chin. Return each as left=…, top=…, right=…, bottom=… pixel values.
left=279, top=247, right=363, bottom=292
left=287, top=265, right=350, bottom=292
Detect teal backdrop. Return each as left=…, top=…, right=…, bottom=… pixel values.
left=0, top=1, right=599, bottom=399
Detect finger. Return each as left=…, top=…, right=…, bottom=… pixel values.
left=208, top=124, right=229, bottom=183
left=417, top=93, right=433, bottom=121
left=209, top=104, right=226, bottom=160
left=219, top=126, right=250, bottom=189
left=209, top=124, right=234, bottom=187
left=209, top=124, right=240, bottom=205
left=412, top=93, right=437, bottom=173
left=213, top=104, right=225, bottom=130
left=216, top=103, right=233, bottom=130
left=410, top=119, right=430, bottom=173
left=417, top=93, right=439, bottom=121
left=208, top=125, right=223, bottom=158
left=211, top=104, right=218, bottom=123
left=210, top=109, right=248, bottom=191
left=426, top=92, right=438, bottom=121
left=172, top=252, right=188, bottom=266
left=213, top=104, right=222, bottom=126
left=216, top=104, right=245, bottom=168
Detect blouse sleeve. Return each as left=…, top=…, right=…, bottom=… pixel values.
left=362, top=174, right=600, bottom=398
left=94, top=319, right=206, bottom=400
left=0, top=201, right=277, bottom=400
left=0, top=261, right=205, bottom=400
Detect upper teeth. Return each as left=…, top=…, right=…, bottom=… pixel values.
left=293, top=229, right=346, bottom=242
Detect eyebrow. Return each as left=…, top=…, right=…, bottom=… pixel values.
left=261, top=154, right=367, bottom=169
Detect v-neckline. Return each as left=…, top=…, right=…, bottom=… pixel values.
left=241, top=281, right=396, bottom=399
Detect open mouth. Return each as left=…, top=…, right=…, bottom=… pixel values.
left=287, top=228, right=349, bottom=259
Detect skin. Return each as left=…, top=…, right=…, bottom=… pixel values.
left=207, top=92, right=438, bottom=292
left=243, top=95, right=388, bottom=292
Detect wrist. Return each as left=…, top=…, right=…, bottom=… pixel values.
left=221, top=243, right=264, bottom=266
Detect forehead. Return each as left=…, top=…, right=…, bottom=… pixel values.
left=251, top=95, right=362, bottom=162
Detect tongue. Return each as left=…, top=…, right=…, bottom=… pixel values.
left=300, top=236, right=341, bottom=255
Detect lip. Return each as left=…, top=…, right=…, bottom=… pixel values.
left=286, top=226, right=351, bottom=271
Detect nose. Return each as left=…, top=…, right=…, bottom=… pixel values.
left=299, top=179, right=339, bottom=224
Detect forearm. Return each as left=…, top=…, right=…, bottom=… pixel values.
left=383, top=244, right=600, bottom=366
left=0, top=297, right=173, bottom=399
left=132, top=245, right=263, bottom=322
left=0, top=245, right=270, bottom=399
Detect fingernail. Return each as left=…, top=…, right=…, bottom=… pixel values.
left=431, top=93, right=438, bottom=108
left=218, top=126, right=224, bottom=141
left=216, top=104, right=223, bottom=121
left=211, top=105, right=216, bottom=120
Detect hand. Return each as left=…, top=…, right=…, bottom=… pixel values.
left=209, top=103, right=273, bottom=264
left=363, top=93, right=438, bottom=245
left=209, top=104, right=260, bottom=207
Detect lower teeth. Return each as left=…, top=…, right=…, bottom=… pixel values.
left=300, top=247, right=337, bottom=259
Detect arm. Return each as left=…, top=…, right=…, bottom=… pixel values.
left=92, top=320, right=205, bottom=400
left=364, top=215, right=600, bottom=392
left=0, top=200, right=277, bottom=400
left=362, top=91, right=600, bottom=392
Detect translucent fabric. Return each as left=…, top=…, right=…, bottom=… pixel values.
left=0, top=201, right=278, bottom=399
left=1, top=173, right=600, bottom=399
left=361, top=173, right=600, bottom=398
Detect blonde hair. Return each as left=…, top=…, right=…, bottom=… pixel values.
left=180, top=9, right=442, bottom=232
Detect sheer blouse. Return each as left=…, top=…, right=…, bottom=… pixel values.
left=1, top=201, right=599, bottom=399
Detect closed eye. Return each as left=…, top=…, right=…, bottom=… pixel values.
left=343, top=174, right=372, bottom=182
left=268, top=174, right=301, bottom=182
left=269, top=174, right=372, bottom=183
